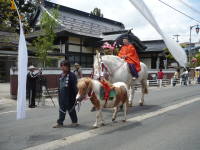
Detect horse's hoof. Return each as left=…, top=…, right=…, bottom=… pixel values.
left=139, top=102, right=143, bottom=106
left=112, top=118, right=115, bottom=122
left=92, top=126, right=98, bottom=129
left=122, top=120, right=126, bottom=122
left=128, top=103, right=133, bottom=107
left=100, top=123, right=105, bottom=126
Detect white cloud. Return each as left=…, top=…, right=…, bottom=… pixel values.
left=50, top=0, right=200, bottom=43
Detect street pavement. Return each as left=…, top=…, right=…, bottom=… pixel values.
left=0, top=84, right=200, bottom=150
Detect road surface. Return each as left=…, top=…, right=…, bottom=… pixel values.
left=0, top=84, right=200, bottom=150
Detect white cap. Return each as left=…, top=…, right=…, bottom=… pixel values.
left=74, top=63, right=79, bottom=66
left=28, top=65, right=36, bottom=70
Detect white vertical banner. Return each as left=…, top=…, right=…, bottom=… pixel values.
left=129, top=0, right=187, bottom=67
left=15, top=2, right=28, bottom=120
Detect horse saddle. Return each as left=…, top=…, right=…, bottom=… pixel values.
left=100, top=87, right=116, bottom=101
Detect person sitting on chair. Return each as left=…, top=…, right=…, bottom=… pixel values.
left=118, top=37, right=141, bottom=79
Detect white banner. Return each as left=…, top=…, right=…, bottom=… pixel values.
left=129, top=0, right=187, bottom=67
left=15, top=3, right=28, bottom=120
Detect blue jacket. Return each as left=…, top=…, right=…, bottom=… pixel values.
left=58, top=72, right=77, bottom=110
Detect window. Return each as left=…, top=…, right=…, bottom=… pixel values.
left=75, top=55, right=80, bottom=63
left=68, top=53, right=93, bottom=68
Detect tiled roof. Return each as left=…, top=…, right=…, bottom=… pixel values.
left=29, top=1, right=125, bottom=38
left=142, top=40, right=166, bottom=52
left=44, top=1, right=124, bottom=28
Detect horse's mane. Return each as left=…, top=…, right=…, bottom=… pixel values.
left=77, top=77, right=92, bottom=89
left=77, top=77, right=114, bottom=89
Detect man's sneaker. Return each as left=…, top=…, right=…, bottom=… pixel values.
left=52, top=124, right=63, bottom=128
left=69, top=123, right=79, bottom=127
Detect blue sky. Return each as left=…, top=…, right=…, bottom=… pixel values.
left=49, top=0, right=200, bottom=43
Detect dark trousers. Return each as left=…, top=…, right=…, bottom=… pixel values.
left=57, top=98, right=78, bottom=125
left=128, top=63, right=138, bottom=78
left=28, top=88, right=36, bottom=107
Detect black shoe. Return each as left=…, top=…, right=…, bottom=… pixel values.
left=53, top=124, right=63, bottom=128
left=29, top=105, right=37, bottom=108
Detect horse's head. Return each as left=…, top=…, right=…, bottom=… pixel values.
left=93, top=54, right=125, bottom=80
left=76, top=78, right=93, bottom=102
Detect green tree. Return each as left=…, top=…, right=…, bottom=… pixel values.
left=90, top=7, right=103, bottom=17
left=0, top=0, right=38, bottom=32
left=164, top=43, right=187, bottom=67
left=194, top=52, right=200, bottom=66
left=33, top=8, right=59, bottom=67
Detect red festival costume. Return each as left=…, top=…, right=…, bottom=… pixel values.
left=100, top=80, right=111, bottom=101
left=118, top=44, right=141, bottom=72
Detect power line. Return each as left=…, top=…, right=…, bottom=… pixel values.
left=177, top=0, right=200, bottom=16
left=157, top=0, right=200, bottom=24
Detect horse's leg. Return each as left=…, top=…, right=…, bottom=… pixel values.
left=128, top=85, right=135, bottom=107
left=93, top=109, right=101, bottom=128
left=139, top=79, right=148, bottom=106
left=112, top=107, right=118, bottom=121
left=123, top=101, right=128, bottom=122
left=99, top=107, right=105, bottom=126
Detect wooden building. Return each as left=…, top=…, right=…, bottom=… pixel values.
left=26, top=0, right=125, bottom=68
left=141, top=40, right=167, bottom=69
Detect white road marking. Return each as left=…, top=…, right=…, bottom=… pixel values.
left=0, top=109, right=32, bottom=115
left=23, top=97, right=200, bottom=150
left=0, top=110, right=17, bottom=115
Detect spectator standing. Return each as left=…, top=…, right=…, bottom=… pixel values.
left=157, top=69, right=164, bottom=87
left=74, top=63, right=83, bottom=79
left=173, top=69, right=180, bottom=87
left=27, top=65, right=39, bottom=108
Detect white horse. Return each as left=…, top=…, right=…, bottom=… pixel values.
left=93, top=53, right=148, bottom=106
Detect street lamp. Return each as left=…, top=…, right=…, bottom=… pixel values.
left=189, top=24, right=199, bottom=63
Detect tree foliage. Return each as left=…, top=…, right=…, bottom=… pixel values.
left=164, top=43, right=188, bottom=67
left=164, top=43, right=187, bottom=60
left=194, top=52, right=200, bottom=66
left=0, top=0, right=38, bottom=32
left=90, top=7, right=103, bottom=17
left=33, top=8, right=59, bottom=67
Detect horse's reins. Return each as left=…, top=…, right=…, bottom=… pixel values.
left=59, top=98, right=81, bottom=114
left=67, top=98, right=81, bottom=113
left=100, top=59, right=125, bottom=78
left=68, top=84, right=94, bottom=113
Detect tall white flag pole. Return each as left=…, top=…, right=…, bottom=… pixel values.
left=13, top=0, right=28, bottom=120
left=129, top=0, right=187, bottom=67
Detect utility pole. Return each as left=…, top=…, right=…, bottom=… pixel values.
left=173, top=34, right=180, bottom=43
left=189, top=25, right=199, bottom=64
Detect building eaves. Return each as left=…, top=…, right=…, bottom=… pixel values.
left=26, top=27, right=103, bottom=39
left=142, top=39, right=164, bottom=43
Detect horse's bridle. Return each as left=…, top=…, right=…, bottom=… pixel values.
left=92, top=53, right=126, bottom=80
left=99, top=59, right=125, bottom=79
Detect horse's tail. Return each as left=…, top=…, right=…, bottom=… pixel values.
left=139, top=62, right=148, bottom=94
left=144, top=84, right=148, bottom=94
left=142, top=79, right=148, bottom=94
